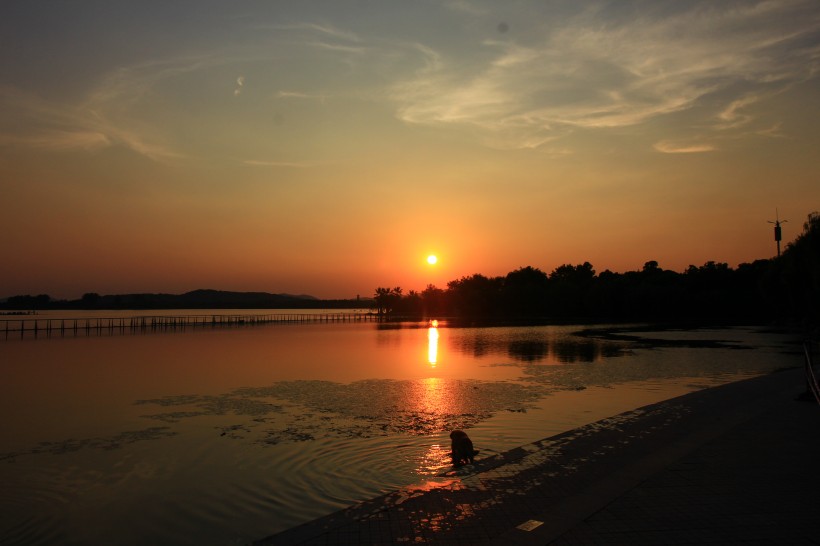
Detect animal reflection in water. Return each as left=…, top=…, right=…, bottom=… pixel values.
left=449, top=430, right=479, bottom=466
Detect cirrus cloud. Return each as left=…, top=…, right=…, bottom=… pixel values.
left=653, top=140, right=716, bottom=154
left=390, top=0, right=820, bottom=151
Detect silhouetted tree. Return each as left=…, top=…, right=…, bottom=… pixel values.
left=6, top=294, right=52, bottom=310
left=503, top=266, right=549, bottom=316
left=373, top=287, right=390, bottom=315
left=777, top=211, right=820, bottom=326
left=421, top=284, right=446, bottom=317
left=446, top=274, right=503, bottom=317
left=630, top=261, right=684, bottom=319
left=367, top=212, right=817, bottom=326
left=734, top=259, right=775, bottom=319
left=586, top=269, right=622, bottom=318
left=547, top=262, right=595, bottom=317
left=373, top=287, right=403, bottom=316
left=682, top=261, right=735, bottom=318
left=81, top=292, right=101, bottom=308
left=397, top=289, right=423, bottom=315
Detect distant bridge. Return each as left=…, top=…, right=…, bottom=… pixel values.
left=1, top=312, right=389, bottom=339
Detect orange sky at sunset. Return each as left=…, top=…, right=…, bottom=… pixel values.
left=2, top=1, right=819, bottom=299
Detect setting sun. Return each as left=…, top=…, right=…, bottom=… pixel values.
left=427, top=255, right=438, bottom=265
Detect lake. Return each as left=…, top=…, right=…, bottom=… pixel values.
left=0, top=311, right=801, bottom=545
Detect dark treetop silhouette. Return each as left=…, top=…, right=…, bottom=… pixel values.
left=4, top=212, right=818, bottom=330
left=376, top=212, right=819, bottom=328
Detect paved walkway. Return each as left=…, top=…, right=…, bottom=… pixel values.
left=255, top=367, right=820, bottom=545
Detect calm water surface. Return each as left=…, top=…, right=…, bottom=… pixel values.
left=0, top=312, right=800, bottom=545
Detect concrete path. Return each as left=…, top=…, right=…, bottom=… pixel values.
left=255, top=367, right=820, bottom=545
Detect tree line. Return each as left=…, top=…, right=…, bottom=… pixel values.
left=4, top=212, right=817, bottom=328
left=0, top=289, right=362, bottom=311
left=374, top=212, right=819, bottom=327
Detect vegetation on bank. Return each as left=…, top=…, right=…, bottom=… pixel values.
left=0, top=289, right=365, bottom=311
left=3, top=212, right=817, bottom=329
left=374, top=212, right=819, bottom=327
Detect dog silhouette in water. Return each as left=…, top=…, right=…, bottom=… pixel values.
left=450, top=430, right=479, bottom=466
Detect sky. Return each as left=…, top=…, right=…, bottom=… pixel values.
left=1, top=0, right=819, bottom=300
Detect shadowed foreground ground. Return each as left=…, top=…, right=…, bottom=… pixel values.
left=256, top=367, right=820, bottom=545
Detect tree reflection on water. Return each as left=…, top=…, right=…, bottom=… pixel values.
left=447, top=326, right=630, bottom=364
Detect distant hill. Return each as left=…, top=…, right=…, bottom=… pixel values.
left=180, top=289, right=319, bottom=305
left=80, top=289, right=320, bottom=309
left=0, top=289, right=372, bottom=311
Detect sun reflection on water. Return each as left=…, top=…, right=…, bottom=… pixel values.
left=416, top=320, right=457, bottom=477
left=414, top=442, right=453, bottom=476
left=427, top=323, right=439, bottom=367
left=418, top=377, right=445, bottom=415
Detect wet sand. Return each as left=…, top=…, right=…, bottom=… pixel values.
left=257, top=366, right=820, bottom=545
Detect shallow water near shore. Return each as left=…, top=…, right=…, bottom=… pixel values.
left=0, top=315, right=801, bottom=545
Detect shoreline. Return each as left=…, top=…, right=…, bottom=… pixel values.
left=257, top=366, right=815, bottom=545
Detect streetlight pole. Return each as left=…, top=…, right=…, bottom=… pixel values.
left=768, top=210, right=787, bottom=257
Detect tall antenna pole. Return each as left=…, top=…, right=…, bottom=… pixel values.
left=767, top=209, right=787, bottom=257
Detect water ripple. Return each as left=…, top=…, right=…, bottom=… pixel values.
left=0, top=467, right=69, bottom=545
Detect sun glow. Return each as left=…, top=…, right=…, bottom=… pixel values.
left=426, top=255, right=438, bottom=265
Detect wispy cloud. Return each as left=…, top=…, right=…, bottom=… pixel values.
left=275, top=90, right=327, bottom=104
left=756, top=122, right=786, bottom=138
left=4, top=2, right=817, bottom=161
left=654, top=140, right=716, bottom=154
left=716, top=95, right=760, bottom=129
left=0, top=54, right=226, bottom=161
left=259, top=22, right=365, bottom=56
left=0, top=130, right=110, bottom=151
left=0, top=83, right=180, bottom=160
left=242, top=159, right=315, bottom=168
left=308, top=41, right=366, bottom=55
left=443, top=0, right=487, bottom=17
left=269, top=22, right=362, bottom=44
left=391, top=1, right=820, bottom=150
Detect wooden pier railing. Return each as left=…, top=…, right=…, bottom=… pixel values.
left=1, top=312, right=383, bottom=339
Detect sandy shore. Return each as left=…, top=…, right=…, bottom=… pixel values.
left=257, top=366, right=820, bottom=545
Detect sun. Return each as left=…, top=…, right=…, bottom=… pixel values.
left=426, top=254, right=438, bottom=265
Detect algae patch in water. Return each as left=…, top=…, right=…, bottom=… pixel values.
left=131, top=378, right=543, bottom=446
left=0, top=427, right=176, bottom=462
left=135, top=394, right=285, bottom=422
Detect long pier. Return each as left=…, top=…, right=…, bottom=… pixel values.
left=1, top=312, right=384, bottom=339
